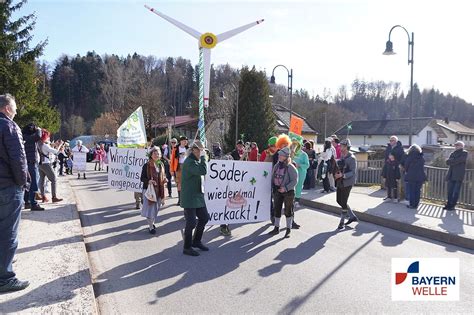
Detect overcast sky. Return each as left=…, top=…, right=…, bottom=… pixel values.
left=22, top=0, right=474, bottom=104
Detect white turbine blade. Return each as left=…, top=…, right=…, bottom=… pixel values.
left=216, top=19, right=264, bottom=43
left=203, top=48, right=211, bottom=108
left=144, top=4, right=201, bottom=39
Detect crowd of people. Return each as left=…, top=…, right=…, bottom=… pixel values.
left=1, top=92, right=470, bottom=290
left=136, top=130, right=469, bottom=257
left=134, top=132, right=361, bottom=256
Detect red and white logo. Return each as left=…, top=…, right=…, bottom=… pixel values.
left=391, top=258, right=459, bottom=301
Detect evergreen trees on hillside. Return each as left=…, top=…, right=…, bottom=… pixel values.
left=0, top=0, right=60, bottom=131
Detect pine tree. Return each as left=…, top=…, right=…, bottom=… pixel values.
left=226, top=66, right=276, bottom=150
left=0, top=0, right=60, bottom=132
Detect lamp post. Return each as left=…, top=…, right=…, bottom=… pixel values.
left=270, top=65, right=293, bottom=133
left=219, top=82, right=239, bottom=144
left=383, top=25, right=414, bottom=145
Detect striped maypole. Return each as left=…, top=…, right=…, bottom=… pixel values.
left=198, top=47, right=206, bottom=145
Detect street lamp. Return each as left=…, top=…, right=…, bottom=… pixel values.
left=220, top=82, right=240, bottom=143
left=270, top=65, right=293, bottom=133
left=383, top=25, right=414, bottom=145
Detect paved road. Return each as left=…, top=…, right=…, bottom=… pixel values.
left=72, top=167, right=473, bottom=314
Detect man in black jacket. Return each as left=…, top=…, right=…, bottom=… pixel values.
left=384, top=136, right=404, bottom=163
left=22, top=123, right=44, bottom=211
left=444, top=141, right=468, bottom=210
left=0, top=94, right=30, bottom=292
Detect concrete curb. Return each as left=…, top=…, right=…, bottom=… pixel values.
left=299, top=198, right=474, bottom=250
left=65, top=176, right=100, bottom=315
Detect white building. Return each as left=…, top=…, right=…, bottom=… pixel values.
left=333, top=117, right=442, bottom=147
left=436, top=119, right=474, bottom=147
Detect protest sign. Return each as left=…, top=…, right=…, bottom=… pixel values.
left=107, top=148, right=148, bottom=192
left=205, top=160, right=272, bottom=225
left=72, top=152, right=87, bottom=172
left=289, top=116, right=304, bottom=135
left=117, top=106, right=147, bottom=148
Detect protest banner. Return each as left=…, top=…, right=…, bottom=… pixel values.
left=289, top=116, right=304, bottom=135
left=205, top=160, right=272, bottom=225
left=72, top=152, right=87, bottom=172
left=117, top=106, right=147, bottom=148
left=107, top=147, right=148, bottom=192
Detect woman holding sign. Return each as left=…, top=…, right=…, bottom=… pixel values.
left=268, top=147, right=298, bottom=238
left=140, top=146, right=166, bottom=234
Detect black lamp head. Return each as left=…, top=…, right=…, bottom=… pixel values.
left=383, top=40, right=395, bottom=55
left=270, top=75, right=276, bottom=84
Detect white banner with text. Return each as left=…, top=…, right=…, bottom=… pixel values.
left=107, top=148, right=148, bottom=193
left=205, top=160, right=272, bottom=225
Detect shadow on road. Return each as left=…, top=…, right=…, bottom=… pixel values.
left=277, top=232, right=380, bottom=315
left=258, top=230, right=339, bottom=278
left=0, top=269, right=91, bottom=313
left=93, top=225, right=284, bottom=300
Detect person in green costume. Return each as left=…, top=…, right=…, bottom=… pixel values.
left=290, top=133, right=310, bottom=206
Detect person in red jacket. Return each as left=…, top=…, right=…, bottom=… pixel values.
left=248, top=142, right=259, bottom=161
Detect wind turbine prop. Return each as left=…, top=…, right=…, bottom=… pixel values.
left=144, top=4, right=264, bottom=144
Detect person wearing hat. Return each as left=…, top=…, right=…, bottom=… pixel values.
left=268, top=146, right=298, bottom=238
left=181, top=140, right=210, bottom=256
left=260, top=136, right=278, bottom=162
left=334, top=139, right=358, bottom=230
left=171, top=136, right=189, bottom=206
left=140, top=146, right=167, bottom=234
left=444, top=141, right=468, bottom=211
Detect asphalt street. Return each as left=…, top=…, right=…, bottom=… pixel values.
left=72, top=167, right=473, bottom=314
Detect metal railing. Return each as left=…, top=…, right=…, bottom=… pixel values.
left=354, top=159, right=474, bottom=207
left=422, top=166, right=474, bottom=207
left=356, top=160, right=384, bottom=185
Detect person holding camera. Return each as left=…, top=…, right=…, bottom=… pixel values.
left=37, top=130, right=64, bottom=203
left=334, top=139, right=358, bottom=230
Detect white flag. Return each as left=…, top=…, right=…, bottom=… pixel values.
left=117, top=107, right=147, bottom=148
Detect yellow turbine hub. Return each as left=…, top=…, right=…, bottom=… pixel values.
left=200, top=32, right=218, bottom=49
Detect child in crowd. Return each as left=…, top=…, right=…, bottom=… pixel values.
left=382, top=153, right=401, bottom=201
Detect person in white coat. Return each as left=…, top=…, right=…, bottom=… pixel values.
left=71, top=140, right=90, bottom=179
